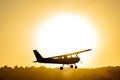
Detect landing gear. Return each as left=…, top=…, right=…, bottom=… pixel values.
left=60, top=67, right=63, bottom=70
left=75, top=66, right=77, bottom=69
left=60, top=64, right=78, bottom=70
left=60, top=64, right=64, bottom=70
left=70, top=65, right=73, bottom=68
left=74, top=64, right=77, bottom=69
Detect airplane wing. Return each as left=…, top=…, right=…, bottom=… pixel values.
left=48, top=49, right=92, bottom=58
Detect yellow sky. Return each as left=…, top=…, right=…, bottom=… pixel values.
left=0, top=0, right=120, bottom=68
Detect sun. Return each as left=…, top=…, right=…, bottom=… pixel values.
left=34, top=13, right=98, bottom=68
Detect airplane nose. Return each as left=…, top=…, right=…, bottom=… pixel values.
left=79, top=57, right=83, bottom=64
left=77, top=57, right=80, bottom=62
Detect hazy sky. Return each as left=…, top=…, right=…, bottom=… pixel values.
left=0, top=0, right=120, bottom=68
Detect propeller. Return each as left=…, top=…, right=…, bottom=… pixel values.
left=80, top=60, right=83, bottom=64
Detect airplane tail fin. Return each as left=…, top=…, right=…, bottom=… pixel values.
left=33, top=50, right=43, bottom=62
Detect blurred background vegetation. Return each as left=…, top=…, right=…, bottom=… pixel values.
left=0, top=66, right=120, bottom=80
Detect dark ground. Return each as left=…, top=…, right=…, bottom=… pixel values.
left=0, top=66, right=120, bottom=80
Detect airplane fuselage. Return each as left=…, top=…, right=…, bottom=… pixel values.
left=37, top=57, right=80, bottom=64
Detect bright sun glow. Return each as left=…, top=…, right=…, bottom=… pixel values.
left=34, top=13, right=98, bottom=68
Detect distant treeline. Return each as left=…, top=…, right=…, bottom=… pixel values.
left=0, top=66, right=120, bottom=80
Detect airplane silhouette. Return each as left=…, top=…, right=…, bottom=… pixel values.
left=33, top=49, right=92, bottom=70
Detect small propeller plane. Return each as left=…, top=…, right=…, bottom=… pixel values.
left=33, top=49, right=92, bottom=70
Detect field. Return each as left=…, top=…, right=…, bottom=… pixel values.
left=0, top=66, right=120, bottom=80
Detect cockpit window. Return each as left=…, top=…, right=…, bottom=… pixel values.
left=72, top=54, right=77, bottom=58
left=67, top=56, right=72, bottom=58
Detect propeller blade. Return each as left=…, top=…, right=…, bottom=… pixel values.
left=80, top=60, right=83, bottom=64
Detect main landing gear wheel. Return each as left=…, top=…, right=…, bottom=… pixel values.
left=60, top=67, right=63, bottom=70
left=75, top=66, right=77, bottom=69
left=70, top=65, right=73, bottom=68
